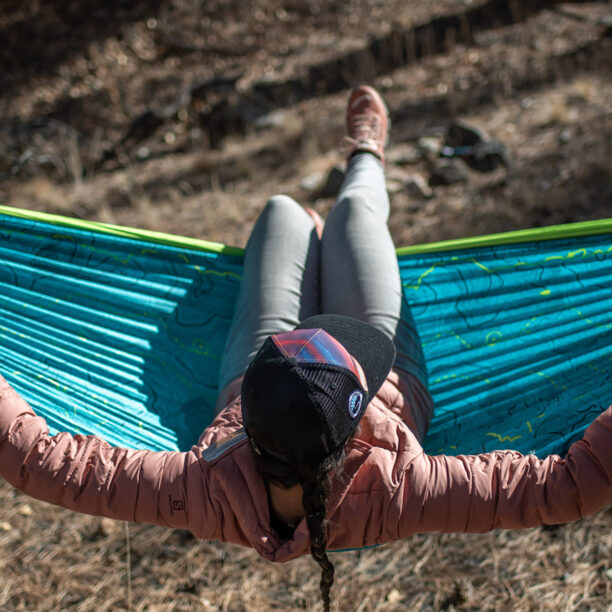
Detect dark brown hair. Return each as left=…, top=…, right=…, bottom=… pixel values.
left=254, top=445, right=348, bottom=612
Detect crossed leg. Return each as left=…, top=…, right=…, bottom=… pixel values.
left=217, top=195, right=321, bottom=395
left=321, top=153, right=428, bottom=386
left=217, top=154, right=430, bottom=429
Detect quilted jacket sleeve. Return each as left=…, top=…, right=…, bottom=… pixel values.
left=392, top=406, right=612, bottom=536
left=0, top=375, right=210, bottom=531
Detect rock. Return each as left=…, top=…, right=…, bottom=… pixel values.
left=67, top=528, right=83, bottom=545
left=597, top=15, right=612, bottom=28
left=386, top=589, right=403, bottom=604
left=429, top=158, right=469, bottom=186
left=190, top=73, right=241, bottom=100
left=190, top=127, right=204, bottom=142
left=107, top=187, right=131, bottom=209
left=385, top=164, right=410, bottom=183
left=559, top=127, right=572, bottom=144
left=98, top=517, right=119, bottom=537
left=386, top=167, right=432, bottom=197
left=0, top=137, right=13, bottom=176
left=300, top=166, right=344, bottom=198
left=521, top=96, right=536, bottom=109
left=405, top=173, right=433, bottom=199
left=417, top=136, right=443, bottom=157
left=385, top=179, right=405, bottom=195
left=443, top=121, right=511, bottom=172
left=121, top=110, right=164, bottom=148
left=446, top=121, right=489, bottom=147
left=539, top=179, right=552, bottom=191
left=254, top=109, right=290, bottom=130
left=300, top=170, right=327, bottom=192
left=199, top=597, right=219, bottom=611
left=320, top=165, right=345, bottom=198
left=386, top=144, right=421, bottom=165
left=463, top=141, right=511, bottom=172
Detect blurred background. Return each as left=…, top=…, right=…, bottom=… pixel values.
left=1, top=1, right=611, bottom=610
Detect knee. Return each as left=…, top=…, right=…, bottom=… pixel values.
left=264, top=194, right=301, bottom=216
left=329, top=194, right=377, bottom=225
left=262, top=194, right=313, bottom=229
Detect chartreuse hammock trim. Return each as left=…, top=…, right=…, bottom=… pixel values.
left=2, top=204, right=611, bottom=257
left=0, top=205, right=243, bottom=257
left=1, top=204, right=611, bottom=462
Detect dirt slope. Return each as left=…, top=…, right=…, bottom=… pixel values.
left=1, top=1, right=611, bottom=610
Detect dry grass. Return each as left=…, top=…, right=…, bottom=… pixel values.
left=1, top=484, right=610, bottom=611
left=1, top=1, right=611, bottom=610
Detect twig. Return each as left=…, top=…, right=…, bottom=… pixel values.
left=551, top=6, right=592, bottom=23
left=125, top=522, right=132, bottom=612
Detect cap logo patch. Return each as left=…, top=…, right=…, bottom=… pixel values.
left=348, top=390, right=364, bottom=418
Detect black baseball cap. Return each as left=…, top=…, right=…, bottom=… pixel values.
left=241, top=314, right=396, bottom=465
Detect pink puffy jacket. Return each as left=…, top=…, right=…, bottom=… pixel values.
left=1, top=372, right=610, bottom=562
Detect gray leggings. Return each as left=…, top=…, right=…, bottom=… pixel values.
left=218, top=153, right=427, bottom=393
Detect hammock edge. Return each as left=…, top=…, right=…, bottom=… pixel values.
left=2, top=204, right=612, bottom=258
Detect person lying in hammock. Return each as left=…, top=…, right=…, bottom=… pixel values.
left=0, top=86, right=611, bottom=612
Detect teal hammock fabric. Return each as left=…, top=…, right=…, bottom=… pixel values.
left=1, top=205, right=611, bottom=458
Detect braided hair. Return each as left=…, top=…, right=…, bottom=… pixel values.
left=254, top=444, right=348, bottom=611
left=300, top=452, right=343, bottom=612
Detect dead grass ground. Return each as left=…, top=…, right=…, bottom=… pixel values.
left=1, top=0, right=611, bottom=610
left=1, top=487, right=610, bottom=611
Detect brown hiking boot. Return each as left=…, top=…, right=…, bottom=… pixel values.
left=343, top=85, right=389, bottom=164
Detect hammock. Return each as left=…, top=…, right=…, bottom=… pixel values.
left=1, top=204, right=611, bottom=458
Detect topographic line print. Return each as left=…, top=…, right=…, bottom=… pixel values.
left=400, top=236, right=612, bottom=456
left=0, top=214, right=243, bottom=451
left=1, top=211, right=611, bottom=457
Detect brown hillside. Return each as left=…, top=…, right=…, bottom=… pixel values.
left=1, top=1, right=611, bottom=610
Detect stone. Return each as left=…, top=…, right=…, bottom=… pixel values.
left=443, top=121, right=511, bottom=172
left=429, top=158, right=469, bottom=186
left=559, top=127, right=572, bottom=144
left=300, top=170, right=327, bottom=192
left=597, top=15, right=612, bottom=28
left=385, top=179, right=405, bottom=195
left=254, top=110, right=290, bottom=130
left=385, top=164, right=410, bottom=183
left=0, top=135, right=13, bottom=175
left=463, top=141, right=511, bottom=172
left=387, top=589, right=403, bottom=604
left=446, top=121, right=490, bottom=147
left=417, top=136, right=443, bottom=157
left=386, top=144, right=421, bottom=165
left=320, top=165, right=345, bottom=198
left=98, top=517, right=119, bottom=537
left=405, top=173, right=434, bottom=199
